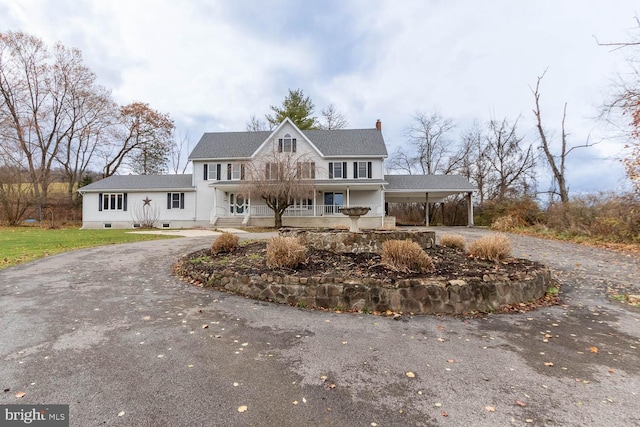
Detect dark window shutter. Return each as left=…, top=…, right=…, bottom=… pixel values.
left=278, top=138, right=283, bottom=152
left=98, top=193, right=102, bottom=211
left=311, top=162, right=315, bottom=179
left=241, top=164, right=245, bottom=180
left=354, top=162, right=358, bottom=178
left=296, top=162, right=300, bottom=178
left=123, top=193, right=128, bottom=211
left=227, top=164, right=231, bottom=180
left=329, top=163, right=333, bottom=179
left=266, top=163, right=271, bottom=180
left=367, top=161, right=372, bottom=179
left=203, top=164, right=208, bottom=181
left=292, top=139, right=297, bottom=152
left=343, top=162, right=347, bottom=179
left=167, top=193, right=172, bottom=209
left=216, top=164, right=221, bottom=180
left=180, top=193, right=185, bottom=209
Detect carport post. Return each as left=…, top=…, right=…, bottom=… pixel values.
left=425, top=192, right=429, bottom=227
left=467, top=192, right=474, bottom=227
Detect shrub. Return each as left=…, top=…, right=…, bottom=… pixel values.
left=211, top=232, right=239, bottom=254
left=439, top=234, right=466, bottom=251
left=491, top=215, right=524, bottom=231
left=266, top=236, right=307, bottom=269
left=381, top=239, right=434, bottom=273
left=468, top=234, right=512, bottom=261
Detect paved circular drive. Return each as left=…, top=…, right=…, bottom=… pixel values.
left=1, top=228, right=639, bottom=426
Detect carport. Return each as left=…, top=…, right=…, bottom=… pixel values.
left=384, top=175, right=477, bottom=226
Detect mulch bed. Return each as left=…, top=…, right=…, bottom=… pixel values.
left=179, top=241, right=546, bottom=282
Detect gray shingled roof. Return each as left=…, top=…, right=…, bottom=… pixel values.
left=189, top=128, right=388, bottom=160
left=79, top=174, right=194, bottom=192
left=384, top=175, right=477, bottom=191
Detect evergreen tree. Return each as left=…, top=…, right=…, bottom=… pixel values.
left=266, top=89, right=317, bottom=129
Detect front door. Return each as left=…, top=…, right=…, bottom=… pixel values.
left=323, top=192, right=343, bottom=215
left=229, top=193, right=247, bottom=215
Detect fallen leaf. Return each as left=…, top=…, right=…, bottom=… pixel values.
left=292, top=400, right=298, bottom=405
left=434, top=403, right=442, bottom=407
left=485, top=406, right=496, bottom=412
left=405, top=372, right=416, bottom=378
left=202, top=324, right=209, bottom=329
left=544, top=362, right=554, bottom=367
left=15, top=391, right=25, bottom=398
left=320, top=375, right=328, bottom=382
left=237, top=405, right=247, bottom=413
left=328, top=383, right=336, bottom=389
left=302, top=397, right=307, bottom=403
left=441, top=411, right=448, bottom=417
left=608, top=368, right=615, bottom=374
left=516, top=400, right=526, bottom=407
left=590, top=346, right=598, bottom=353
left=447, top=359, right=454, bottom=363
left=118, top=411, right=125, bottom=417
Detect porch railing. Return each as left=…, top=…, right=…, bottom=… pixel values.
left=249, top=204, right=350, bottom=217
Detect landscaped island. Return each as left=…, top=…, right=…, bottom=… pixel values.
left=174, top=229, right=556, bottom=315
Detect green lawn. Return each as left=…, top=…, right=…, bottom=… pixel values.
left=0, top=227, right=179, bottom=269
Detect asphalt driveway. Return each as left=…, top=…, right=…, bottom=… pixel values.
left=1, top=228, right=639, bottom=426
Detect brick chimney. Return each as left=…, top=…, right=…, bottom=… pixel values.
left=375, top=119, right=381, bottom=132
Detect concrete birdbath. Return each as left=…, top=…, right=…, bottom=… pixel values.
left=340, top=206, right=371, bottom=232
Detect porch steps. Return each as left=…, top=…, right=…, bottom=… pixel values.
left=214, top=217, right=244, bottom=228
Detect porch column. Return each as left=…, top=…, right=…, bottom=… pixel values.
left=425, top=192, right=429, bottom=227
left=346, top=186, right=350, bottom=207
left=213, top=187, right=217, bottom=215
left=380, top=185, right=384, bottom=228
left=467, top=192, right=474, bottom=227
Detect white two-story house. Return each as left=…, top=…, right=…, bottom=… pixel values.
left=79, top=118, right=476, bottom=229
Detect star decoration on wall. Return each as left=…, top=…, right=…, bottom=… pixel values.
left=143, top=197, right=152, bottom=206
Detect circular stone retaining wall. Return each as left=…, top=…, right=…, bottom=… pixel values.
left=178, top=265, right=553, bottom=315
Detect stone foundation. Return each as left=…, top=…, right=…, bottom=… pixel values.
left=280, top=228, right=436, bottom=254
left=178, top=265, right=553, bottom=315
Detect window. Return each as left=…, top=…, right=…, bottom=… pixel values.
left=167, top=192, right=185, bottom=209
left=265, top=163, right=279, bottom=180
left=329, top=162, right=347, bottom=179
left=204, top=163, right=221, bottom=180
left=292, top=198, right=313, bottom=209
left=278, top=134, right=297, bottom=152
left=297, top=162, right=315, bottom=179
left=227, top=163, right=245, bottom=180
left=99, top=193, right=127, bottom=211
left=354, top=161, right=372, bottom=179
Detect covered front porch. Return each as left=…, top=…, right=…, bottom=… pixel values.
left=208, top=181, right=391, bottom=228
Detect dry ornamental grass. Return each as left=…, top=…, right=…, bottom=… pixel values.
left=438, top=234, right=467, bottom=251
left=266, top=236, right=307, bottom=269
left=381, top=239, right=434, bottom=273
left=468, top=234, right=512, bottom=261
left=211, top=232, right=239, bottom=254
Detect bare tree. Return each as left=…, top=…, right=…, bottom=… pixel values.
left=0, top=153, right=33, bottom=225
left=599, top=17, right=640, bottom=192
left=318, top=104, right=348, bottom=130
left=484, top=117, right=536, bottom=201
left=533, top=71, right=595, bottom=203
left=388, top=111, right=455, bottom=175
left=241, top=146, right=316, bottom=228
left=102, top=102, right=174, bottom=177
left=56, top=86, right=117, bottom=203
left=459, top=122, right=492, bottom=205
left=246, top=115, right=269, bottom=131
left=0, top=32, right=79, bottom=205
left=169, top=130, right=192, bottom=174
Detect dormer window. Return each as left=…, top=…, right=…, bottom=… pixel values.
left=278, top=134, right=297, bottom=153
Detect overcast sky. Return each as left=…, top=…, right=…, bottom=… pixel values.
left=1, top=0, right=638, bottom=194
